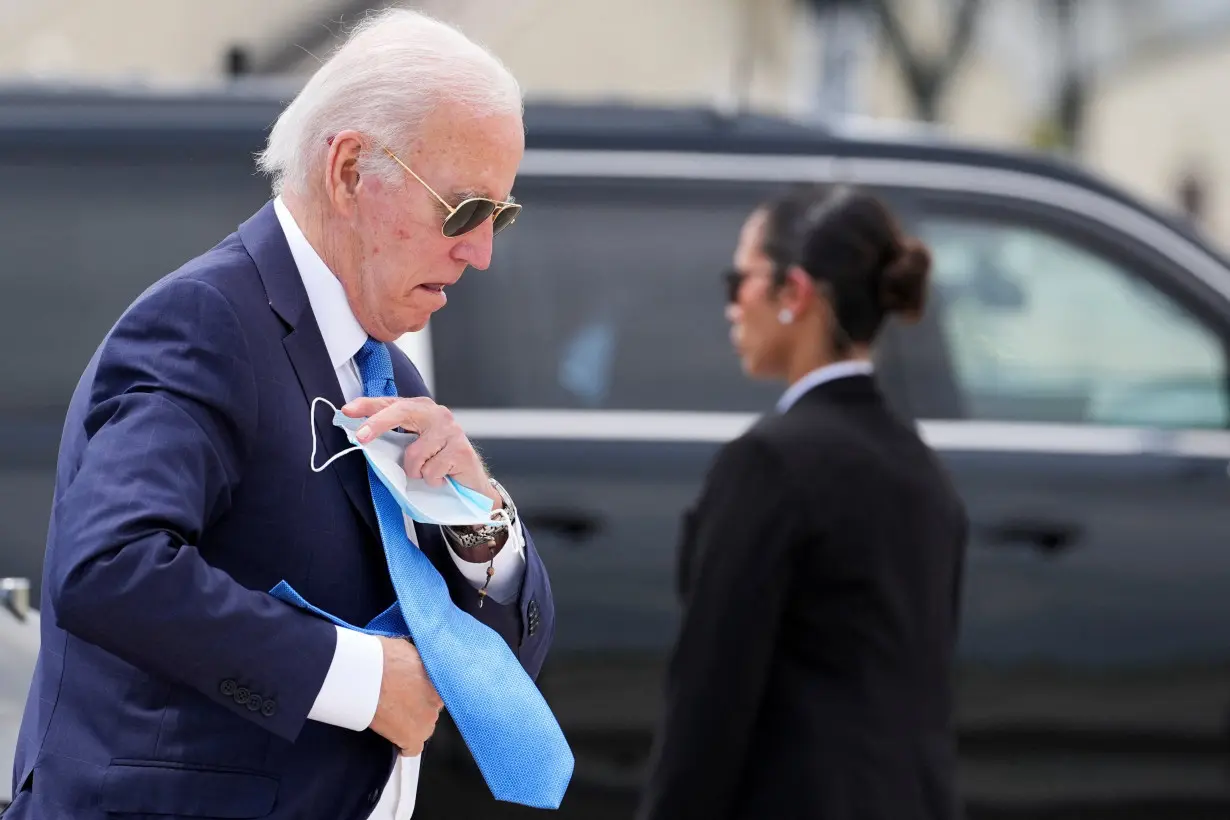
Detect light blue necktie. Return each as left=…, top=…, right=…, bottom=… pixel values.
left=271, top=338, right=573, bottom=809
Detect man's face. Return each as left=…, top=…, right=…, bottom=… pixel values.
left=335, top=104, right=525, bottom=341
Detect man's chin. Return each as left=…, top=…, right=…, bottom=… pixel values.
left=396, top=314, right=432, bottom=335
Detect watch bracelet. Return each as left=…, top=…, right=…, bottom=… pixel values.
left=443, top=478, right=516, bottom=550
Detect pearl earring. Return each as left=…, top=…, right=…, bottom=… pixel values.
left=778, top=309, right=794, bottom=325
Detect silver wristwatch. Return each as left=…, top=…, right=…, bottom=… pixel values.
left=444, top=478, right=517, bottom=550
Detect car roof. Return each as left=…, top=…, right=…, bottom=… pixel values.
left=0, top=81, right=1218, bottom=260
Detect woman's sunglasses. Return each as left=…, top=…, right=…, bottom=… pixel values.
left=723, top=268, right=745, bottom=304
left=384, top=147, right=521, bottom=238
left=724, top=268, right=771, bottom=304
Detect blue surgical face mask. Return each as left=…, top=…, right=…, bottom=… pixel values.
left=309, top=397, right=509, bottom=529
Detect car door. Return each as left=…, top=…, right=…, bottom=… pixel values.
left=415, top=172, right=800, bottom=817
left=890, top=188, right=1230, bottom=817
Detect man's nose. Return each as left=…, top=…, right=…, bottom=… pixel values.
left=725, top=303, right=742, bottom=324
left=450, top=222, right=495, bottom=270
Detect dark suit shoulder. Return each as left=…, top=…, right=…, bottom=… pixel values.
left=744, top=400, right=867, bottom=471
left=110, top=230, right=261, bottom=330
left=712, top=425, right=790, bottom=481
left=745, top=385, right=962, bottom=522
left=164, top=231, right=264, bottom=304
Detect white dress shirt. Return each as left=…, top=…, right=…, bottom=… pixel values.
left=274, top=197, right=527, bottom=819
left=776, top=360, right=875, bottom=414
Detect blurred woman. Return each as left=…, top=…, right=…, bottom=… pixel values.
left=638, top=185, right=969, bottom=820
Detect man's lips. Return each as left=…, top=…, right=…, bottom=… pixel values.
left=414, top=282, right=449, bottom=306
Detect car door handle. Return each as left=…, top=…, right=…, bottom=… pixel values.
left=984, top=519, right=1083, bottom=554
left=523, top=509, right=603, bottom=543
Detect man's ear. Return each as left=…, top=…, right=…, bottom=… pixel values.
left=324, top=130, right=365, bottom=215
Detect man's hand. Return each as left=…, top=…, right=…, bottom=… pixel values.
left=369, top=637, right=444, bottom=757
left=342, top=396, right=501, bottom=508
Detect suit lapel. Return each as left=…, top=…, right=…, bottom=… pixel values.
left=285, top=330, right=381, bottom=538
left=238, top=202, right=381, bottom=539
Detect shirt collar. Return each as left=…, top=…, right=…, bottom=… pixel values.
left=776, top=360, right=875, bottom=413
left=273, top=196, right=368, bottom=370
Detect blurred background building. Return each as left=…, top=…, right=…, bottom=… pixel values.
left=4, top=0, right=1230, bottom=244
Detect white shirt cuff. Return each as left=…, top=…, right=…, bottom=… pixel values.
left=306, top=625, right=383, bottom=731
left=446, top=520, right=528, bottom=605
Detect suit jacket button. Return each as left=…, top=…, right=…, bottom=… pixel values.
left=527, top=600, right=539, bottom=636
left=220, top=679, right=237, bottom=697
left=234, top=687, right=250, bottom=705
left=246, top=695, right=263, bottom=712
left=261, top=699, right=277, bottom=718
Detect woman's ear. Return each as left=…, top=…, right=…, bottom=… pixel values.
left=780, top=265, right=818, bottom=317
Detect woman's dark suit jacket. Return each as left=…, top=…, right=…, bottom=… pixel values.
left=639, top=373, right=968, bottom=820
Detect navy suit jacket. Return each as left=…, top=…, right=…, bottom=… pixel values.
left=7, top=202, right=555, bottom=819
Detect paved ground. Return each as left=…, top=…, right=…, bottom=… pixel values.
left=0, top=609, right=38, bottom=805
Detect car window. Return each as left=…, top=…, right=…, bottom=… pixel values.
left=429, top=177, right=788, bottom=413
left=915, top=217, right=1230, bottom=428
left=0, top=153, right=271, bottom=414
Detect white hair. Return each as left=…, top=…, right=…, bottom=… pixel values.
left=256, top=8, right=522, bottom=197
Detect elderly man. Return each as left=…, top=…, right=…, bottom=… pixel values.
left=7, top=10, right=568, bottom=820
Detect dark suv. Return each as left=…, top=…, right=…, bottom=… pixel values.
left=2, top=86, right=1228, bottom=817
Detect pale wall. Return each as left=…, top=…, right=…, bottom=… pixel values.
left=1084, top=35, right=1230, bottom=247
left=287, top=0, right=813, bottom=115
left=866, top=48, right=1032, bottom=148
left=0, top=0, right=344, bottom=83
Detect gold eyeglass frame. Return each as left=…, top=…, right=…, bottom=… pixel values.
left=383, top=147, right=521, bottom=237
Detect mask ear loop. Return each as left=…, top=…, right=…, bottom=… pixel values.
left=309, top=396, right=364, bottom=473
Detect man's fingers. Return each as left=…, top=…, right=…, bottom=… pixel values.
left=356, top=399, right=434, bottom=442
left=419, top=441, right=463, bottom=486
left=340, top=396, right=477, bottom=488
left=340, top=396, right=396, bottom=419
left=403, top=430, right=450, bottom=479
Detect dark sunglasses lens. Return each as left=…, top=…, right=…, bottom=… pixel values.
left=443, top=199, right=498, bottom=237
left=724, top=270, right=743, bottom=303
left=492, top=206, right=519, bottom=236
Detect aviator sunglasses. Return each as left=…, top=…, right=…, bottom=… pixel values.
left=384, top=147, right=521, bottom=238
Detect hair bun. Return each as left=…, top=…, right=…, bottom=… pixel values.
left=879, top=236, right=931, bottom=322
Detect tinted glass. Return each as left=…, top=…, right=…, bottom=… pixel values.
left=917, top=216, right=1230, bottom=428
left=0, top=152, right=272, bottom=414
left=430, top=177, right=789, bottom=413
